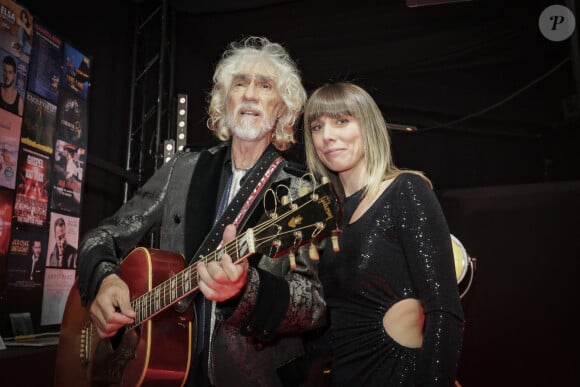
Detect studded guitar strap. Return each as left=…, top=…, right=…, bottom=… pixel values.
left=190, top=144, right=284, bottom=265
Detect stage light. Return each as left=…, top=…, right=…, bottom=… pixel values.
left=450, top=234, right=476, bottom=298
left=176, top=93, right=188, bottom=151
left=164, top=139, right=175, bottom=163
left=387, top=123, right=417, bottom=132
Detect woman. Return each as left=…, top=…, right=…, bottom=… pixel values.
left=304, top=82, right=464, bottom=386
left=14, top=9, right=33, bottom=56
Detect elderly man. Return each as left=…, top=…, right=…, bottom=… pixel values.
left=76, top=36, right=326, bottom=387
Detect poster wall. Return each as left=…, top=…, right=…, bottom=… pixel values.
left=0, top=0, right=91, bottom=336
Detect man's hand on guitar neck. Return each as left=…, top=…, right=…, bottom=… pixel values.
left=89, top=274, right=136, bottom=338
left=197, top=224, right=249, bottom=302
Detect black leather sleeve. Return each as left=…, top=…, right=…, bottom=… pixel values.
left=87, top=261, right=120, bottom=304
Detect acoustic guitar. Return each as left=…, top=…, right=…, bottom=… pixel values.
left=54, top=181, right=341, bottom=386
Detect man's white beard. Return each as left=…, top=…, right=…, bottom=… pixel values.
left=226, top=105, right=275, bottom=141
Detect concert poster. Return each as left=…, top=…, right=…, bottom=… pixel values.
left=26, top=23, right=62, bottom=104
left=0, top=186, right=13, bottom=293
left=1, top=228, right=46, bottom=337
left=61, top=42, right=90, bottom=100
left=5, top=228, right=47, bottom=289
left=50, top=139, right=85, bottom=216
left=40, top=266, right=75, bottom=326
left=41, top=212, right=79, bottom=326
left=0, top=108, right=21, bottom=189
left=0, top=0, right=32, bottom=64
left=0, top=186, right=13, bottom=256
left=45, top=211, right=79, bottom=269
left=21, top=91, right=57, bottom=154
left=13, top=145, right=50, bottom=228
left=55, top=88, right=88, bottom=147
left=0, top=47, right=27, bottom=101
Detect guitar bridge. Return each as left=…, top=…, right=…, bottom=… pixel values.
left=80, top=321, right=92, bottom=376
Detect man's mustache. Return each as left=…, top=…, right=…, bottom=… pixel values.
left=236, top=103, right=263, bottom=117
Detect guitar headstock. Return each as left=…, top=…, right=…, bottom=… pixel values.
left=249, top=181, right=342, bottom=262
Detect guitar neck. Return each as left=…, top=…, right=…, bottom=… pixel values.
left=128, top=230, right=255, bottom=329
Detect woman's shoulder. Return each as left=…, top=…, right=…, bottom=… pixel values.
left=394, top=171, right=431, bottom=189
left=389, top=172, right=432, bottom=192
left=379, top=173, right=435, bottom=208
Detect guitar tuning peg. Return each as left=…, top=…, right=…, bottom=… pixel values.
left=289, top=250, right=297, bottom=270
left=331, top=231, right=340, bottom=252
left=281, top=195, right=289, bottom=206
left=309, top=243, right=319, bottom=261
left=298, top=186, right=311, bottom=197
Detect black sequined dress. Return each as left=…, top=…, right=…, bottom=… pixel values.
left=319, top=173, right=464, bottom=386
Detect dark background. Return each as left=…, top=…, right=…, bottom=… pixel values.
left=10, top=0, right=580, bottom=385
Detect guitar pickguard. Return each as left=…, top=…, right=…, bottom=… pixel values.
left=91, top=328, right=140, bottom=386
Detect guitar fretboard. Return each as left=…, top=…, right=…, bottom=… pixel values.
left=127, top=234, right=252, bottom=329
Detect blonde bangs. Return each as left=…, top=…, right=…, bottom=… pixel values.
left=304, top=87, right=356, bottom=126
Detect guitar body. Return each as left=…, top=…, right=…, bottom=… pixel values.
left=55, top=247, right=193, bottom=387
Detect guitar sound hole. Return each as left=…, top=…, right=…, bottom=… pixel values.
left=92, top=326, right=141, bottom=385
left=109, top=326, right=132, bottom=350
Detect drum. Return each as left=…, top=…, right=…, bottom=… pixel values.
left=450, top=234, right=475, bottom=298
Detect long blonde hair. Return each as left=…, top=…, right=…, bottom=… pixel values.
left=303, top=82, right=430, bottom=198
left=207, top=36, right=307, bottom=151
